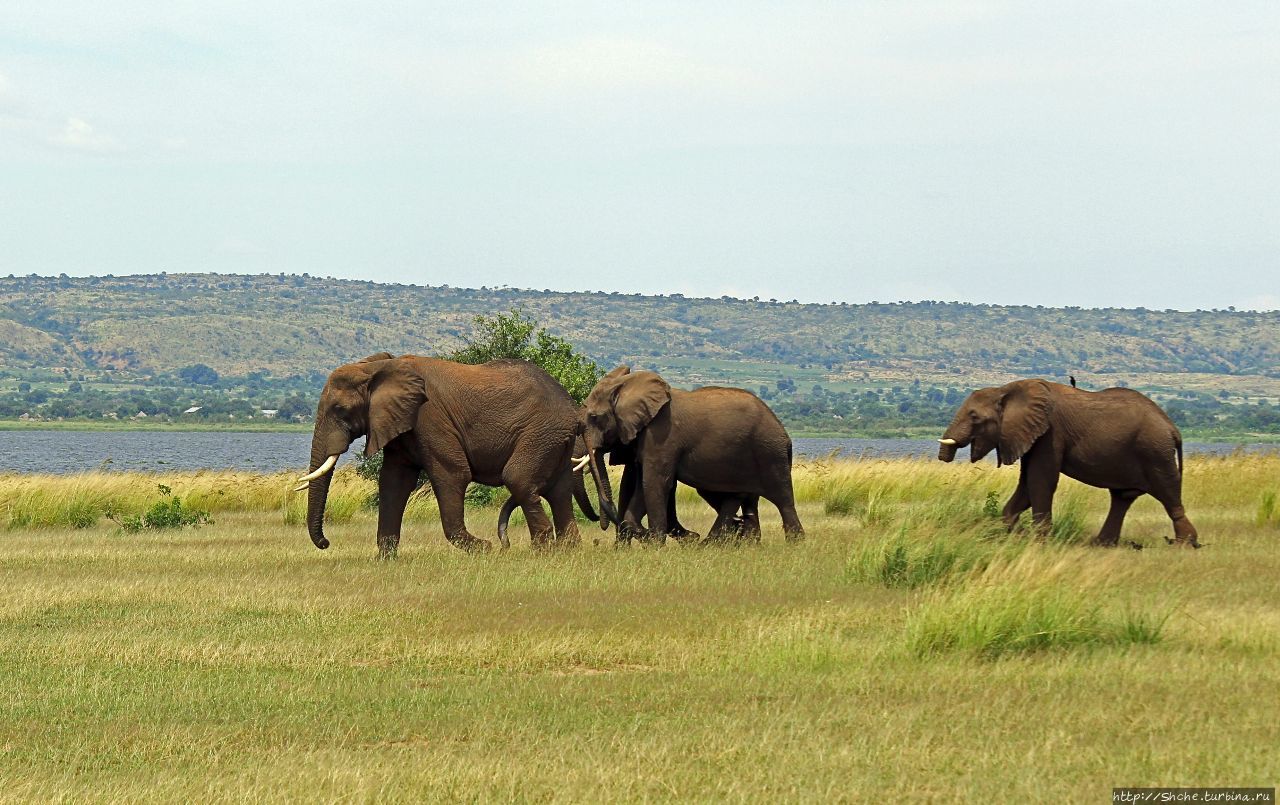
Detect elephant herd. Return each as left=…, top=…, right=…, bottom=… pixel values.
left=296, top=354, right=1200, bottom=557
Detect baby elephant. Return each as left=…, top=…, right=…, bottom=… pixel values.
left=938, top=379, right=1199, bottom=548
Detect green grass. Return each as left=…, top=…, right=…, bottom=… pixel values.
left=1, top=455, right=1279, bottom=800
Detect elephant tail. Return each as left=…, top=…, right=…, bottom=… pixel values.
left=496, top=495, right=518, bottom=551
left=1176, top=438, right=1183, bottom=478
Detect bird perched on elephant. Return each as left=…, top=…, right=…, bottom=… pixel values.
left=937, top=379, right=1199, bottom=548
left=296, top=352, right=605, bottom=557
left=579, top=366, right=803, bottom=543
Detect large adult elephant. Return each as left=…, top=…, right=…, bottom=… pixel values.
left=937, top=379, right=1199, bottom=547
left=579, top=366, right=803, bottom=543
left=297, top=353, right=609, bottom=557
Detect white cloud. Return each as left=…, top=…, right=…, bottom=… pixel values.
left=51, top=116, right=121, bottom=153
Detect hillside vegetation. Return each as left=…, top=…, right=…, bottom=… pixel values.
left=3, top=273, right=1279, bottom=436
left=4, top=273, right=1278, bottom=380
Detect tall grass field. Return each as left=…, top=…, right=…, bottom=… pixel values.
left=2, top=454, right=1278, bottom=800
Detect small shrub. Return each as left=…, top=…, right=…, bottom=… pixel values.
left=465, top=484, right=499, bottom=508
left=982, top=491, right=1001, bottom=519
left=114, top=485, right=212, bottom=533
left=354, top=451, right=382, bottom=481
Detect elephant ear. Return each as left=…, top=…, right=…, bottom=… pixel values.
left=365, top=361, right=427, bottom=456
left=613, top=371, right=671, bottom=444
left=603, top=365, right=631, bottom=382
left=359, top=351, right=395, bottom=363
left=997, top=380, right=1053, bottom=466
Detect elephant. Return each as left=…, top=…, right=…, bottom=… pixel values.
left=610, top=450, right=758, bottom=544
left=494, top=435, right=600, bottom=550
left=297, top=352, right=610, bottom=557
left=579, top=366, right=803, bottom=543
left=937, top=378, right=1199, bottom=548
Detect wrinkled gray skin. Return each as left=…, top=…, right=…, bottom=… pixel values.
left=495, top=435, right=599, bottom=550
left=612, top=452, right=759, bottom=545
left=580, top=366, right=803, bottom=544
left=303, top=353, right=609, bottom=557
left=938, top=379, right=1199, bottom=547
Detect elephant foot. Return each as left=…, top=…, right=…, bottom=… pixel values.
left=634, top=530, right=666, bottom=546
left=448, top=533, right=492, bottom=554
left=1165, top=536, right=1202, bottom=549
left=377, top=535, right=400, bottom=559
left=1090, top=536, right=1120, bottom=548
left=1126, top=540, right=1144, bottom=551
left=669, top=528, right=701, bottom=544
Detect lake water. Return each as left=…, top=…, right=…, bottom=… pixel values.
left=0, top=431, right=1274, bottom=475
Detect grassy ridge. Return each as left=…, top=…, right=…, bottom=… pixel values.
left=1, top=456, right=1278, bottom=799
left=5, top=273, right=1280, bottom=383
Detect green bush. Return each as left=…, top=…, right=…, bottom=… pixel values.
left=114, top=485, right=212, bottom=533
left=465, top=484, right=499, bottom=508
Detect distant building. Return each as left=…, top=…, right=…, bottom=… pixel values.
left=132, top=411, right=147, bottom=419
left=260, top=409, right=279, bottom=418
left=183, top=406, right=203, bottom=414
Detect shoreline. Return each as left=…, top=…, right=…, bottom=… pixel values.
left=0, top=420, right=1275, bottom=443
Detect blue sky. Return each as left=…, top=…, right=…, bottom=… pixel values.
left=1, top=2, right=1277, bottom=309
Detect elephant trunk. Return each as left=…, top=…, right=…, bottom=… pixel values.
left=573, top=468, right=599, bottom=523
left=937, top=439, right=959, bottom=463
left=305, top=419, right=349, bottom=549
left=937, top=413, right=971, bottom=463
left=584, top=438, right=616, bottom=529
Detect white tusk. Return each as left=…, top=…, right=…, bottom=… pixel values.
left=297, top=454, right=338, bottom=483
left=293, top=482, right=310, bottom=493
left=938, top=438, right=957, bottom=446
left=571, top=455, right=591, bottom=472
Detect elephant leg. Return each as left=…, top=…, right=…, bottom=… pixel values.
left=1151, top=486, right=1200, bottom=548
left=546, top=472, right=581, bottom=548
left=1093, top=489, right=1140, bottom=547
left=376, top=448, right=418, bottom=559
left=430, top=471, right=491, bottom=554
left=616, top=463, right=644, bottom=544
left=703, top=494, right=744, bottom=545
left=1003, top=465, right=1032, bottom=531
left=740, top=496, right=761, bottom=543
left=1024, top=458, right=1060, bottom=537
left=508, top=483, right=554, bottom=548
left=667, top=484, right=698, bottom=541
left=640, top=464, right=675, bottom=543
left=762, top=477, right=804, bottom=543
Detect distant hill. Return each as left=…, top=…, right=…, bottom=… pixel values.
left=3, top=273, right=1279, bottom=393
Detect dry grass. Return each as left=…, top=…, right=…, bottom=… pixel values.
left=1, top=454, right=1278, bottom=801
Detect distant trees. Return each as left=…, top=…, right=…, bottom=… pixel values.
left=178, top=364, right=220, bottom=385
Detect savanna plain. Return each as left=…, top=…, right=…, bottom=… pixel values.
left=2, top=455, right=1278, bottom=802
